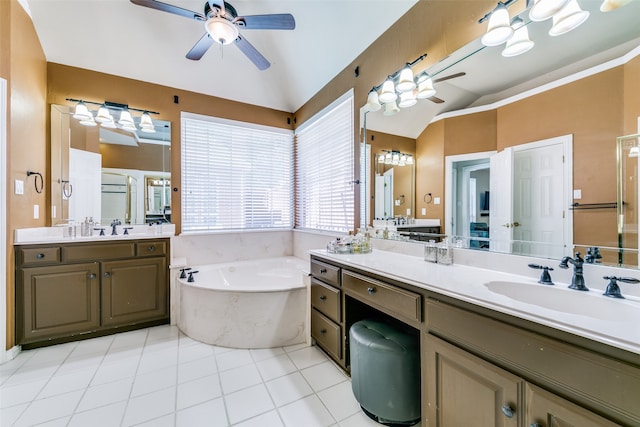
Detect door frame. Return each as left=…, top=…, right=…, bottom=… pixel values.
left=1, top=78, right=8, bottom=362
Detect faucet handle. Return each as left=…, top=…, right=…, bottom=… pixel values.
left=187, top=270, right=199, bottom=283
left=528, top=264, right=555, bottom=285
left=603, top=276, right=640, bottom=299
left=94, top=227, right=106, bottom=236
left=179, top=267, right=192, bottom=279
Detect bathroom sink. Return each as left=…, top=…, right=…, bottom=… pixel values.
left=483, top=281, right=638, bottom=320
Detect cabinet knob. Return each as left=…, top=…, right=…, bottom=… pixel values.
left=89, top=273, right=96, bottom=279
left=320, top=329, right=327, bottom=335
left=148, top=246, right=156, bottom=252
left=104, top=272, right=111, bottom=278
left=501, top=405, right=515, bottom=418
left=367, top=287, right=376, bottom=295
left=36, top=253, right=45, bottom=259
left=320, top=268, right=327, bottom=274
left=529, top=423, right=542, bottom=427
left=319, top=295, right=327, bottom=301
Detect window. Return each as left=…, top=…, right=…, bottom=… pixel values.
left=181, top=113, right=293, bottom=232
left=295, top=90, right=354, bottom=232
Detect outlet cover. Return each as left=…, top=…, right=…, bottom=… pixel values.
left=421, top=208, right=426, bottom=215
left=573, top=189, right=582, bottom=199
left=33, top=204, right=39, bottom=219
left=15, top=179, right=24, bottom=195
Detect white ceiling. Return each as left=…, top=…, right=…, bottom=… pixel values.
left=25, top=0, right=417, bottom=113
left=365, top=0, right=640, bottom=138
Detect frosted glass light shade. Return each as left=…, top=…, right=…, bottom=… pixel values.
left=406, top=155, right=414, bottom=165
left=398, top=91, right=417, bottom=108
left=205, top=17, right=239, bottom=45
left=95, top=106, right=112, bottom=123
left=502, top=19, right=535, bottom=57
left=118, top=109, right=134, bottom=126
left=416, top=76, right=436, bottom=99
left=366, top=90, right=382, bottom=112
left=396, top=67, right=416, bottom=92
left=549, top=0, right=589, bottom=36
left=600, top=0, right=632, bottom=11
left=383, top=101, right=400, bottom=116
left=379, top=79, right=398, bottom=103
left=79, top=114, right=97, bottom=127
left=101, top=117, right=117, bottom=129
left=378, top=154, right=386, bottom=164
left=385, top=152, right=392, bottom=163
left=481, top=3, right=514, bottom=46
left=529, top=0, right=570, bottom=21
left=72, top=102, right=92, bottom=121
left=629, top=146, right=639, bottom=158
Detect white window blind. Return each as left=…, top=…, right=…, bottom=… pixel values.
left=181, top=113, right=293, bottom=232
left=295, top=91, right=354, bottom=232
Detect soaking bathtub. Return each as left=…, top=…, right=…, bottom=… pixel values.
left=177, top=256, right=308, bottom=348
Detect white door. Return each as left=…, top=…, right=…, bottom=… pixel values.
left=512, top=141, right=566, bottom=259
left=489, top=148, right=514, bottom=253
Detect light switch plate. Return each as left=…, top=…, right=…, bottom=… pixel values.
left=434, top=197, right=441, bottom=205
left=421, top=208, right=426, bottom=215
left=15, top=179, right=24, bottom=195
left=33, top=204, right=39, bottom=219
left=573, top=189, right=582, bottom=199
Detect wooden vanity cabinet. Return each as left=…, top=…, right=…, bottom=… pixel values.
left=310, top=258, right=344, bottom=366
left=16, top=239, right=169, bottom=348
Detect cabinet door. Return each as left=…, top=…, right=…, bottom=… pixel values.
left=101, top=257, right=167, bottom=326
left=526, top=384, right=621, bottom=427
left=424, top=334, right=522, bottom=427
left=18, top=263, right=100, bottom=344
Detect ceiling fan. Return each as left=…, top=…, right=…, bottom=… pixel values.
left=130, top=0, right=295, bottom=70
left=426, top=72, right=467, bottom=104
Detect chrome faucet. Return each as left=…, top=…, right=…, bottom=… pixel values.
left=110, top=219, right=121, bottom=236
left=559, top=252, right=588, bottom=291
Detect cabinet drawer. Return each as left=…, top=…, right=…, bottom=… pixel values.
left=311, top=308, right=341, bottom=361
left=136, top=241, right=167, bottom=257
left=342, top=270, right=421, bottom=325
left=63, top=242, right=136, bottom=262
left=311, top=259, right=340, bottom=287
left=311, top=278, right=340, bottom=322
left=19, top=247, right=61, bottom=266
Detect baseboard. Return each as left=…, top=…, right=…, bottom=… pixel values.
left=1, top=345, right=22, bottom=364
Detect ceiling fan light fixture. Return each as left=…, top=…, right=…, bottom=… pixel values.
left=529, top=0, right=570, bottom=21
left=366, top=90, right=382, bottom=112
left=501, top=18, right=535, bottom=57
left=398, top=91, right=417, bottom=108
left=205, top=16, right=239, bottom=45
left=379, top=79, right=398, bottom=104
left=416, top=76, right=436, bottom=99
left=481, top=3, right=514, bottom=46
left=396, top=67, right=416, bottom=92
left=600, top=0, right=632, bottom=11
left=549, top=0, right=589, bottom=36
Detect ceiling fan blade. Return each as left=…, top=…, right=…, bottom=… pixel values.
left=235, top=35, right=270, bottom=70
left=433, top=72, right=466, bottom=84
left=186, top=33, right=214, bottom=60
left=236, top=14, right=295, bottom=30
left=130, top=0, right=205, bottom=21
left=427, top=96, right=445, bottom=104
left=208, top=0, right=225, bottom=15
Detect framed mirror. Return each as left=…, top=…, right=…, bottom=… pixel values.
left=50, top=104, right=171, bottom=226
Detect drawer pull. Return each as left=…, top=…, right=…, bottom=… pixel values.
left=104, top=272, right=111, bottom=278
left=501, top=405, right=515, bottom=418
left=319, top=295, right=327, bottom=301
left=320, top=268, right=327, bottom=274
left=320, top=329, right=327, bottom=335
left=148, top=246, right=156, bottom=252
left=36, top=253, right=45, bottom=259
left=89, top=273, right=96, bottom=279
left=367, top=287, right=376, bottom=295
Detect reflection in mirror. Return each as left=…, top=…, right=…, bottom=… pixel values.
left=374, top=150, right=414, bottom=220
left=361, top=0, right=640, bottom=268
left=50, top=104, right=171, bottom=226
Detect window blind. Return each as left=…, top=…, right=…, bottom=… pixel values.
left=181, top=113, right=294, bottom=232
left=295, top=91, right=354, bottom=232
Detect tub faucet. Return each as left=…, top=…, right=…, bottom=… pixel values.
left=110, top=219, right=121, bottom=236
left=179, top=267, right=192, bottom=279
left=559, top=252, right=588, bottom=291
left=187, top=270, right=199, bottom=283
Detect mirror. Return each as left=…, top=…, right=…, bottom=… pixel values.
left=50, top=104, right=171, bottom=226
left=361, top=1, right=640, bottom=267
left=373, top=150, right=415, bottom=220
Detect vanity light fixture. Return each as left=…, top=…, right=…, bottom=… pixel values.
left=501, top=17, right=535, bottom=57
left=383, top=101, right=400, bottom=116
left=378, top=150, right=414, bottom=167
left=529, top=0, right=569, bottom=21
left=398, top=91, right=418, bottom=108
left=366, top=90, right=382, bottom=112
left=600, top=0, right=633, bottom=11
left=396, top=66, right=417, bottom=93
left=379, top=79, right=398, bottom=104
left=66, top=98, right=160, bottom=132
left=416, top=74, right=437, bottom=99
left=548, top=0, right=590, bottom=36
left=481, top=2, right=514, bottom=46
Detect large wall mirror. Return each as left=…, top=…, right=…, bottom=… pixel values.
left=50, top=104, right=171, bottom=227
left=361, top=1, right=640, bottom=268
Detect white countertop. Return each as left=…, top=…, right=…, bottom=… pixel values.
left=14, top=224, right=175, bottom=245
left=310, top=249, right=640, bottom=356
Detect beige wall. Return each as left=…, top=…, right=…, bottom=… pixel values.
left=3, top=0, right=48, bottom=349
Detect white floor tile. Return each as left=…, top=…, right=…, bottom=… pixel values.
left=176, top=397, right=228, bottom=427
left=68, top=400, right=127, bottom=427
left=135, top=413, right=176, bottom=427
left=2, top=364, right=58, bottom=387
left=137, top=347, right=178, bottom=375
left=317, top=380, right=361, bottom=422
left=14, top=390, right=84, bottom=427
left=0, top=402, right=27, bottom=426
left=131, top=365, right=178, bottom=397
left=56, top=353, right=103, bottom=375
left=110, top=329, right=149, bottom=350
left=265, top=372, right=314, bottom=406
left=224, top=383, right=275, bottom=424
left=34, top=416, right=72, bottom=426
left=234, top=410, right=284, bottom=427
left=278, top=394, right=336, bottom=427
left=219, top=363, right=263, bottom=394
left=338, top=411, right=381, bottom=427
left=0, top=379, right=47, bottom=408
left=283, top=342, right=309, bottom=353
left=122, top=386, right=176, bottom=426
left=77, top=377, right=134, bottom=412
left=176, top=374, right=222, bottom=410
left=67, top=335, right=113, bottom=359
left=38, top=368, right=95, bottom=399
left=91, top=359, right=139, bottom=386
left=287, top=346, right=329, bottom=370
left=178, top=355, right=218, bottom=384
left=250, top=347, right=285, bottom=362
left=301, top=361, right=349, bottom=392
left=256, top=354, right=297, bottom=381
left=216, top=349, right=254, bottom=371
left=147, top=325, right=180, bottom=343
left=178, top=341, right=215, bottom=364
left=21, top=342, right=76, bottom=368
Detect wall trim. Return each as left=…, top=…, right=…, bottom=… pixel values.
left=1, top=78, right=8, bottom=362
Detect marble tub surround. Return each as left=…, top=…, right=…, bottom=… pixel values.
left=310, top=249, right=640, bottom=355
left=14, top=223, right=175, bottom=244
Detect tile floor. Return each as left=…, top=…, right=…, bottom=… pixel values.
left=0, top=325, right=418, bottom=427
